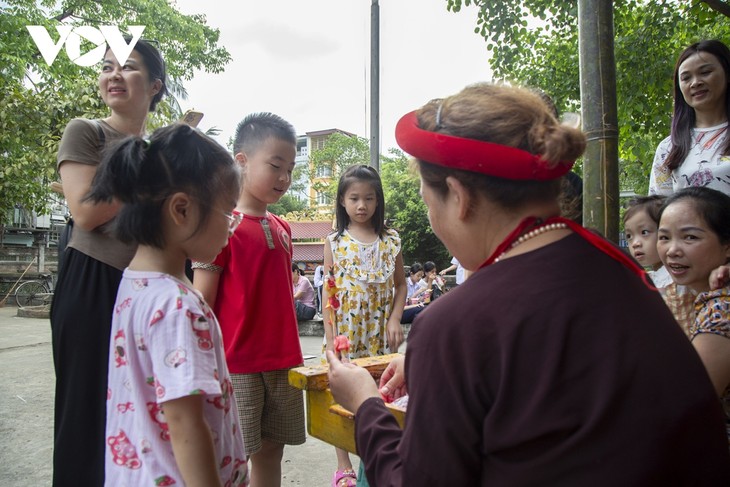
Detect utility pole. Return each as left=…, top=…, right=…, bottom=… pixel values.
left=578, top=0, right=619, bottom=242
left=370, top=0, right=380, bottom=171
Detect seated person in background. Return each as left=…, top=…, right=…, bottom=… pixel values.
left=401, top=262, right=426, bottom=324
left=292, top=263, right=317, bottom=321
left=419, top=261, right=445, bottom=302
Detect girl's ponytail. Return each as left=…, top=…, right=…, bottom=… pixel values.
left=83, top=124, right=240, bottom=249
left=85, top=137, right=149, bottom=204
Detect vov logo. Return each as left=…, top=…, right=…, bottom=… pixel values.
left=26, top=25, right=145, bottom=67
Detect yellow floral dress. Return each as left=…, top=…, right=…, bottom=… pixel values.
left=323, top=228, right=401, bottom=359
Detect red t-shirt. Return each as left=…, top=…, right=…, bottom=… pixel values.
left=211, top=213, right=303, bottom=373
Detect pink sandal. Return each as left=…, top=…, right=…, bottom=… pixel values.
left=332, top=468, right=357, bottom=487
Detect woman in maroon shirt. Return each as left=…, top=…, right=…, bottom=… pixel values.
left=327, top=83, right=730, bottom=486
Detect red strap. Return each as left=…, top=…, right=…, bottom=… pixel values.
left=480, top=216, right=656, bottom=291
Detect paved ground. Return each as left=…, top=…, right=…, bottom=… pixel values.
left=0, top=305, right=369, bottom=486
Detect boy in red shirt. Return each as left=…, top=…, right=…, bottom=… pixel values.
left=194, top=113, right=305, bottom=486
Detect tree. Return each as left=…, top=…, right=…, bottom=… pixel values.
left=445, top=0, right=730, bottom=195
left=304, top=133, right=449, bottom=265
left=0, top=0, right=231, bottom=225
left=304, top=131, right=371, bottom=205
left=268, top=194, right=307, bottom=217
left=381, top=149, right=451, bottom=268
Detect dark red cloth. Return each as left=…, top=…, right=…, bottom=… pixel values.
left=355, top=233, right=730, bottom=486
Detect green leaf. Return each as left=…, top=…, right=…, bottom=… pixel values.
left=0, top=0, right=232, bottom=226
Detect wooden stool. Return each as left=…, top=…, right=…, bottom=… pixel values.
left=288, top=354, right=406, bottom=454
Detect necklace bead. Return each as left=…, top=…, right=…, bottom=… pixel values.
left=494, top=222, right=568, bottom=263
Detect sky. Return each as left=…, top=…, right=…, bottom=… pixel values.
left=172, top=0, right=493, bottom=152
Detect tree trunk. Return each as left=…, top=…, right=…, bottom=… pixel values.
left=578, top=0, right=620, bottom=242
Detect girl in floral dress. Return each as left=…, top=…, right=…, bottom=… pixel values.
left=322, top=164, right=407, bottom=486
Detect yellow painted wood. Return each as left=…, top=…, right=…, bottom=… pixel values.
left=288, top=354, right=400, bottom=391
left=307, top=389, right=358, bottom=453
left=289, top=354, right=406, bottom=454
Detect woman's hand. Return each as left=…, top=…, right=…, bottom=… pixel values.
left=385, top=317, right=404, bottom=352
left=379, top=355, right=407, bottom=402
left=327, top=351, right=380, bottom=413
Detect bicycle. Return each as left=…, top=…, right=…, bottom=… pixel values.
left=15, top=273, right=55, bottom=308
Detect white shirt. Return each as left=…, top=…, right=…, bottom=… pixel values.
left=313, top=265, right=324, bottom=288
left=649, top=122, right=730, bottom=196
left=452, top=257, right=465, bottom=285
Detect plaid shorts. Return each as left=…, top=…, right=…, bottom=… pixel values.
left=231, top=369, right=306, bottom=455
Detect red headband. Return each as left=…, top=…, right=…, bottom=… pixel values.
left=395, top=110, right=574, bottom=181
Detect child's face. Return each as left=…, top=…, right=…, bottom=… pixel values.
left=239, top=137, right=296, bottom=206
left=340, top=181, right=377, bottom=226
left=187, top=193, right=239, bottom=264
left=657, top=200, right=730, bottom=293
left=624, top=209, right=661, bottom=269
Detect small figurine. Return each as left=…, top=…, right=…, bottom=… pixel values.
left=325, top=267, right=350, bottom=361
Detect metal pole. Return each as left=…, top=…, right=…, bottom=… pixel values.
left=370, top=0, right=380, bottom=171
left=578, top=0, right=619, bottom=242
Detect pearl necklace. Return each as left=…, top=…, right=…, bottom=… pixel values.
left=493, top=222, right=568, bottom=263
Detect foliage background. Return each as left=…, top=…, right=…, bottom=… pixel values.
left=446, top=0, right=730, bottom=196
left=0, top=0, right=230, bottom=225
left=300, top=134, right=451, bottom=268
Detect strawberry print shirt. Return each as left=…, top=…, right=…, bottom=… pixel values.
left=105, top=270, right=248, bottom=487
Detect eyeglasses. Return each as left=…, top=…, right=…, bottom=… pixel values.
left=221, top=211, right=243, bottom=233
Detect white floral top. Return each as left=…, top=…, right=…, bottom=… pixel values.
left=324, top=228, right=401, bottom=359
left=649, top=122, right=730, bottom=195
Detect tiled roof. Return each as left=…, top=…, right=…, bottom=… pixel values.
left=289, top=221, right=333, bottom=240
left=305, top=128, right=356, bottom=138
left=293, top=243, right=324, bottom=262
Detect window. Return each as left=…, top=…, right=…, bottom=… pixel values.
left=314, top=138, right=327, bottom=151
left=316, top=165, right=333, bottom=178
left=316, top=191, right=331, bottom=206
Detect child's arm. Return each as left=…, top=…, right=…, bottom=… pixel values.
left=386, top=250, right=407, bottom=352
left=162, top=395, right=222, bottom=487
left=322, top=238, right=335, bottom=352
left=193, top=268, right=222, bottom=310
